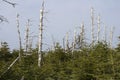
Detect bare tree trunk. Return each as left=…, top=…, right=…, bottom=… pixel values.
left=28, top=37, right=33, bottom=53
left=63, top=38, right=65, bottom=51
left=16, top=14, right=22, bottom=62
left=21, top=76, right=24, bottom=80
left=38, top=0, right=44, bottom=67
left=80, top=22, right=85, bottom=48
left=103, top=24, right=107, bottom=42
left=91, top=7, right=95, bottom=46
left=25, top=19, right=30, bottom=54
left=109, top=27, right=115, bottom=79
left=97, top=15, right=100, bottom=42
left=109, top=27, right=114, bottom=48
left=0, top=57, right=19, bottom=78
left=73, top=29, right=77, bottom=50
left=65, top=32, right=69, bottom=51
left=51, top=35, right=56, bottom=50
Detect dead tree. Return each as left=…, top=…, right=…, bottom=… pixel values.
left=65, top=32, right=69, bottom=51
left=76, top=22, right=85, bottom=49
left=51, top=36, right=56, bottom=51
left=109, top=27, right=115, bottom=48
left=16, top=14, right=22, bottom=62
left=80, top=22, right=85, bottom=48
left=25, top=19, right=30, bottom=54
left=28, top=37, right=33, bottom=52
left=38, top=0, right=44, bottom=67
left=20, top=76, right=24, bottom=80
left=0, top=56, right=19, bottom=78
left=63, top=37, right=66, bottom=51
left=72, top=29, right=77, bottom=50
left=91, top=7, right=95, bottom=46
left=97, top=15, right=100, bottom=42
left=103, top=24, right=107, bottom=42
left=109, top=26, right=115, bottom=79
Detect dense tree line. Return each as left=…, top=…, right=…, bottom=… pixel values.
left=0, top=39, right=120, bottom=80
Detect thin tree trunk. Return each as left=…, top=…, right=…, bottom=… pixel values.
left=25, top=19, right=30, bottom=54
left=16, top=14, right=22, bottom=62
left=38, top=0, right=44, bottom=67
left=73, top=29, right=77, bottom=50
left=97, top=15, right=100, bottom=42
left=91, top=7, right=95, bottom=46
left=65, top=32, right=69, bottom=51
left=0, top=57, right=19, bottom=78
left=109, top=27, right=114, bottom=48
left=80, top=22, right=85, bottom=48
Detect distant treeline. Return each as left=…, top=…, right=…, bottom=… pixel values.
left=0, top=40, right=120, bottom=80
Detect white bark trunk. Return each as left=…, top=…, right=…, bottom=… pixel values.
left=91, top=8, right=95, bottom=45
left=97, top=15, right=100, bottom=42
left=38, top=0, right=44, bottom=67
left=16, top=14, right=22, bottom=61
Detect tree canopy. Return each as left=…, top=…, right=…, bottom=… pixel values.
left=0, top=41, right=120, bottom=80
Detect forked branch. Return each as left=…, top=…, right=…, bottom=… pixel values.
left=0, top=15, right=8, bottom=23
left=2, top=0, right=17, bottom=7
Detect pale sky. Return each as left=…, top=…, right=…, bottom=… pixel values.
left=0, top=0, right=120, bottom=50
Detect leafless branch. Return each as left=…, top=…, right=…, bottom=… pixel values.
left=2, top=0, right=17, bottom=7
left=0, top=15, right=8, bottom=23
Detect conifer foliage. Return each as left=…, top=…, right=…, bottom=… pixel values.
left=0, top=41, right=120, bottom=80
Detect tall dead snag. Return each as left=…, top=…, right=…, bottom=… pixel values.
left=65, top=32, right=69, bottom=51
left=109, top=26, right=115, bottom=79
left=97, top=15, right=100, bottom=42
left=16, top=14, right=22, bottom=62
left=80, top=22, right=85, bottom=48
left=103, top=24, right=107, bottom=42
left=38, top=0, right=44, bottom=67
left=25, top=19, right=30, bottom=55
left=91, top=7, right=95, bottom=46
left=72, top=29, right=77, bottom=51
left=109, top=27, right=115, bottom=48
left=77, top=22, right=85, bottom=49
left=28, top=37, right=33, bottom=53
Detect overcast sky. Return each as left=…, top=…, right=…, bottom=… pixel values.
left=0, top=0, right=120, bottom=50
